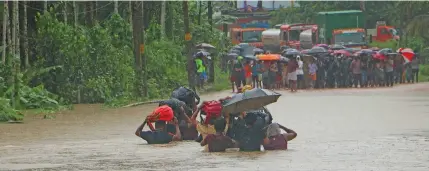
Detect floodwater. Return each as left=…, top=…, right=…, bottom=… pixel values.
left=1, top=83, right=429, bottom=171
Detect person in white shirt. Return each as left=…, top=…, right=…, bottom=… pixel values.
left=296, top=56, right=304, bottom=89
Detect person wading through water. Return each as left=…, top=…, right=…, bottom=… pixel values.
left=135, top=106, right=182, bottom=144
left=236, top=112, right=267, bottom=152
left=159, top=98, right=197, bottom=140
left=200, top=117, right=238, bottom=152
left=263, top=122, right=297, bottom=150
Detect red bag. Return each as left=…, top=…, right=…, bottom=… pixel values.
left=146, top=105, right=174, bottom=122
left=201, top=101, right=223, bottom=124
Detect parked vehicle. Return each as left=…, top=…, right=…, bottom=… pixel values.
left=262, top=29, right=281, bottom=53
left=231, top=28, right=265, bottom=48
left=299, top=26, right=318, bottom=49
left=280, top=23, right=317, bottom=49
left=332, top=28, right=367, bottom=49
left=315, top=10, right=365, bottom=45
left=367, top=21, right=400, bottom=43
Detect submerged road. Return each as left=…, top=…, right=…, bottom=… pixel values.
left=1, top=83, right=429, bottom=171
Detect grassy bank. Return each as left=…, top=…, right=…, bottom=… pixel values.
left=419, top=64, right=429, bottom=82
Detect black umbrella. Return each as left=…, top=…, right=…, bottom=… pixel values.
left=253, top=48, right=264, bottom=53
left=283, top=49, right=301, bottom=56
left=309, top=47, right=327, bottom=53
left=229, top=48, right=240, bottom=53
left=193, top=51, right=210, bottom=58
left=280, top=56, right=289, bottom=63
left=233, top=45, right=242, bottom=49
left=379, top=48, right=393, bottom=55
left=243, top=55, right=256, bottom=60
left=227, top=53, right=239, bottom=58
left=222, top=88, right=281, bottom=114
left=196, top=43, right=216, bottom=49
left=329, top=44, right=346, bottom=50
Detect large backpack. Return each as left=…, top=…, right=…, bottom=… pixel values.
left=200, top=100, right=223, bottom=125
left=171, top=87, right=194, bottom=105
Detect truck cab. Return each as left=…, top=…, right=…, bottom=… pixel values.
left=367, top=21, right=399, bottom=42
left=280, top=24, right=317, bottom=50
left=231, top=28, right=265, bottom=48
left=332, top=28, right=367, bottom=49
left=299, top=25, right=319, bottom=49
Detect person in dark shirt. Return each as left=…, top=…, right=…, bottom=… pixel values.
left=160, top=98, right=197, bottom=140
left=200, top=117, right=237, bottom=152
left=237, top=112, right=266, bottom=152
left=135, top=118, right=182, bottom=144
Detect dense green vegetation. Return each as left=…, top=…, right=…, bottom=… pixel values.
left=0, top=1, right=231, bottom=121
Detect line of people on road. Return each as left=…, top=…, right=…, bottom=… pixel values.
left=227, top=54, right=421, bottom=92
left=135, top=86, right=298, bottom=152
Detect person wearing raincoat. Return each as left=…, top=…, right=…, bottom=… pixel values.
left=195, top=54, right=206, bottom=89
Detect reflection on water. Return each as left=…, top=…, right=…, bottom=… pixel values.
left=1, top=83, right=429, bottom=170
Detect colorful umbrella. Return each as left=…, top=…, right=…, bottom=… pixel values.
left=354, top=49, right=374, bottom=56
left=397, top=48, right=415, bottom=63
left=333, top=50, right=351, bottom=57
left=371, top=47, right=380, bottom=51
left=256, top=54, right=281, bottom=61
left=313, top=44, right=329, bottom=49
left=372, top=52, right=387, bottom=60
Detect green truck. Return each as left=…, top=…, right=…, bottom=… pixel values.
left=315, top=10, right=366, bottom=48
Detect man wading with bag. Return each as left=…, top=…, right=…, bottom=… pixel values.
left=135, top=105, right=182, bottom=144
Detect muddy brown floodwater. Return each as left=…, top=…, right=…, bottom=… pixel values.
left=1, top=83, right=429, bottom=171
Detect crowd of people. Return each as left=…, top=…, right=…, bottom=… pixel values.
left=135, top=86, right=297, bottom=152
left=227, top=52, right=421, bottom=92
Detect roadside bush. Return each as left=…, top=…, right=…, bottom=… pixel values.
left=35, top=12, right=135, bottom=104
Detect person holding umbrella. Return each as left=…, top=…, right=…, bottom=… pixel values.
left=195, top=53, right=206, bottom=89
left=252, top=60, right=263, bottom=88
left=233, top=56, right=245, bottom=92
